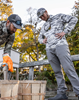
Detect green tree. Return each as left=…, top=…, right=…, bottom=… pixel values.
left=66, top=0, right=79, bottom=74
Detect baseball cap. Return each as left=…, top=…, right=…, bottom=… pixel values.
left=8, top=14, right=23, bottom=30
left=37, top=8, right=46, bottom=18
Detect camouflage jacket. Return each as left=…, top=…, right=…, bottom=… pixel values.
left=0, top=21, right=15, bottom=56
left=38, top=13, right=78, bottom=49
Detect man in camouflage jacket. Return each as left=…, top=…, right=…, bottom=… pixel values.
left=37, top=8, right=79, bottom=100
left=0, top=14, right=22, bottom=73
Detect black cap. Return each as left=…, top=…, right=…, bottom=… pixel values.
left=8, top=14, right=22, bottom=30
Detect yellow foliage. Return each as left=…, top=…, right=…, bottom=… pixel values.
left=7, top=0, right=12, bottom=3
left=0, top=0, right=13, bottom=20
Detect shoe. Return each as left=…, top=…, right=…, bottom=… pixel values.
left=48, top=93, right=68, bottom=100
left=78, top=95, right=79, bottom=100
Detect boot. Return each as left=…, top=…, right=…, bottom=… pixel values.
left=48, top=93, right=68, bottom=100
left=78, top=95, right=79, bottom=100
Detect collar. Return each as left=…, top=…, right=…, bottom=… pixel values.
left=46, top=15, right=53, bottom=22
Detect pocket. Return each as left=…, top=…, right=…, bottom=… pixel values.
left=46, top=49, right=55, bottom=61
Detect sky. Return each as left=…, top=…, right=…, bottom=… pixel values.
left=12, top=0, right=76, bottom=23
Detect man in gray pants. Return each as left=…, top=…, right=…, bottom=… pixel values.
left=37, top=8, right=79, bottom=100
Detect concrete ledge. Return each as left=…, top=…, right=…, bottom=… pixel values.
left=45, top=91, right=78, bottom=100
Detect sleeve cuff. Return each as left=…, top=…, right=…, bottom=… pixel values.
left=63, top=29, right=69, bottom=34
left=3, top=53, right=9, bottom=57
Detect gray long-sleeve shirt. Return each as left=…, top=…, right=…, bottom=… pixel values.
left=0, top=21, right=15, bottom=56
left=38, top=13, right=78, bottom=49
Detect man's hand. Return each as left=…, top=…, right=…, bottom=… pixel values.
left=43, top=38, right=47, bottom=44
left=55, top=32, right=66, bottom=39
left=3, top=55, right=13, bottom=72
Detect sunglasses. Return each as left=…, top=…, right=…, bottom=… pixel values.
left=10, top=20, right=22, bottom=26
left=15, top=20, right=22, bottom=26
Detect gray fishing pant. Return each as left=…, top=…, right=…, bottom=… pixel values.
left=46, top=45, right=79, bottom=95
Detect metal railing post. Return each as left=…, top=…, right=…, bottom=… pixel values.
left=29, top=67, right=34, bottom=80
left=16, top=68, right=19, bottom=80
left=2, top=63, right=8, bottom=80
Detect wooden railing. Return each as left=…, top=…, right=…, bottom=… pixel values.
left=19, top=54, right=79, bottom=80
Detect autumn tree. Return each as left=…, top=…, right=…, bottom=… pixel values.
left=0, top=0, right=13, bottom=48
left=12, top=8, right=46, bottom=72
left=25, top=7, right=46, bottom=62
left=0, top=0, right=13, bottom=20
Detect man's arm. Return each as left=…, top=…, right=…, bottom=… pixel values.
left=62, top=14, right=78, bottom=34
left=2, top=34, right=15, bottom=72
left=38, top=24, right=47, bottom=44
left=55, top=14, right=78, bottom=39
left=4, top=34, right=15, bottom=56
left=38, top=32, right=45, bottom=44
